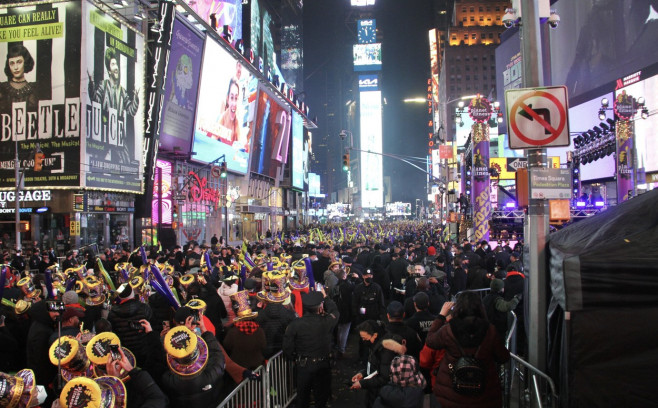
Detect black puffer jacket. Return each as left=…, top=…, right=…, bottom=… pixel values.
left=107, top=298, right=154, bottom=365
left=256, top=302, right=296, bottom=358
left=26, top=301, right=56, bottom=386
left=161, top=331, right=226, bottom=408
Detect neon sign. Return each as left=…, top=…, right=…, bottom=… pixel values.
left=189, top=171, right=220, bottom=205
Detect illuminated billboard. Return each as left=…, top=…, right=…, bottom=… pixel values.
left=84, top=1, right=145, bottom=192
left=429, top=29, right=439, bottom=108
left=184, top=0, right=242, bottom=44
left=360, top=90, right=383, bottom=208
left=386, top=202, right=411, bottom=216
left=309, top=173, right=323, bottom=197
left=159, top=17, right=204, bottom=155
left=351, top=0, right=376, bottom=5
left=617, top=74, right=658, bottom=173
left=358, top=75, right=379, bottom=91
left=0, top=1, right=82, bottom=189
left=281, top=23, right=302, bottom=90
left=358, top=19, right=376, bottom=44
left=192, top=38, right=259, bottom=174
left=250, top=87, right=291, bottom=179
left=291, top=111, right=305, bottom=189
left=152, top=159, right=173, bottom=224
left=353, top=43, right=382, bottom=72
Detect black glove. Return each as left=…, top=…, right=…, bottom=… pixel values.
left=243, top=369, right=261, bottom=381
left=514, top=294, right=523, bottom=301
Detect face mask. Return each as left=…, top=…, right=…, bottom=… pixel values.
left=364, top=277, right=373, bottom=284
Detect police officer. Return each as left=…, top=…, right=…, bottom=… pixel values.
left=352, top=268, right=385, bottom=362
left=283, top=289, right=339, bottom=408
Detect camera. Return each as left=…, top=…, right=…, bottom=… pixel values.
left=502, top=8, right=517, bottom=28
left=339, top=130, right=347, bottom=141
left=548, top=11, right=560, bottom=29
left=128, top=320, right=142, bottom=330
left=47, top=301, right=65, bottom=313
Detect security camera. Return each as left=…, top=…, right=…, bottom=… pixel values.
left=548, top=11, right=560, bottom=29
left=339, top=130, right=347, bottom=141
left=502, top=8, right=517, bottom=28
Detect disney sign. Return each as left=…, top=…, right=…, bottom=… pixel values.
left=188, top=171, right=220, bottom=206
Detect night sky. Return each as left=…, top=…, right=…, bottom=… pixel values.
left=304, top=0, right=434, bottom=206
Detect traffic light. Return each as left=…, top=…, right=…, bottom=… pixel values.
left=219, top=161, right=227, bottom=178
left=34, top=152, right=45, bottom=171
left=342, top=153, right=350, bottom=171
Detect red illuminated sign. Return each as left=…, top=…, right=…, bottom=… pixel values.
left=189, top=172, right=220, bottom=205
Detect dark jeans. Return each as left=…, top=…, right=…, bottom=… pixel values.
left=296, top=360, right=331, bottom=408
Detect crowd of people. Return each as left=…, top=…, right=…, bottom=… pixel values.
left=0, top=221, right=526, bottom=408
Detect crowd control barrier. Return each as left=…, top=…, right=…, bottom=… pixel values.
left=217, top=351, right=296, bottom=408
left=264, top=351, right=297, bottom=408
left=217, top=365, right=265, bottom=408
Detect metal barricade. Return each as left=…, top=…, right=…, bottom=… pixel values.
left=264, top=351, right=297, bottom=408
left=217, top=365, right=265, bottom=408
left=454, top=287, right=491, bottom=301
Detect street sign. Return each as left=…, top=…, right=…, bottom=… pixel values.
left=529, top=168, right=572, bottom=199
left=505, top=86, right=570, bottom=149
left=173, top=194, right=186, bottom=201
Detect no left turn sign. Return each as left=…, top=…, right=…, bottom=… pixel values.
left=505, top=86, right=570, bottom=149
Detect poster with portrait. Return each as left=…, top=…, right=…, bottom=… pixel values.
left=192, top=37, right=258, bottom=174
left=159, top=17, right=204, bottom=155
left=0, top=1, right=82, bottom=189
left=250, top=86, right=291, bottom=179
left=82, top=1, right=145, bottom=192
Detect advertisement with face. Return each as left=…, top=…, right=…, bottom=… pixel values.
left=192, top=38, right=258, bottom=173
left=152, top=159, right=172, bottom=224
left=159, top=17, right=204, bottom=155
left=0, top=1, right=81, bottom=188
left=250, top=87, right=291, bottom=179
left=83, top=1, right=145, bottom=192
left=291, top=111, right=304, bottom=189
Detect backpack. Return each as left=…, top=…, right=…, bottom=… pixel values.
left=448, top=338, right=485, bottom=396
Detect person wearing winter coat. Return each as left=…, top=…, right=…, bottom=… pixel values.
left=373, top=355, right=427, bottom=408
left=425, top=292, right=510, bottom=408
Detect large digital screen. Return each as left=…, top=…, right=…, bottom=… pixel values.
left=291, top=111, right=304, bottom=189
left=360, top=90, right=383, bottom=208
left=386, top=202, right=411, bottom=216
left=262, top=9, right=275, bottom=71
left=0, top=1, right=82, bottom=189
left=617, top=74, right=658, bottom=173
left=250, top=88, right=291, bottom=179
left=281, top=23, right=302, bottom=90
left=185, top=0, right=242, bottom=44
left=192, top=38, right=258, bottom=173
left=353, top=43, right=382, bottom=72
left=159, top=17, right=204, bottom=155
left=84, top=1, right=145, bottom=192
left=250, top=0, right=262, bottom=65
left=358, top=19, right=376, bottom=44
left=550, top=0, right=658, bottom=100
left=308, top=173, right=323, bottom=197
left=495, top=30, right=521, bottom=135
